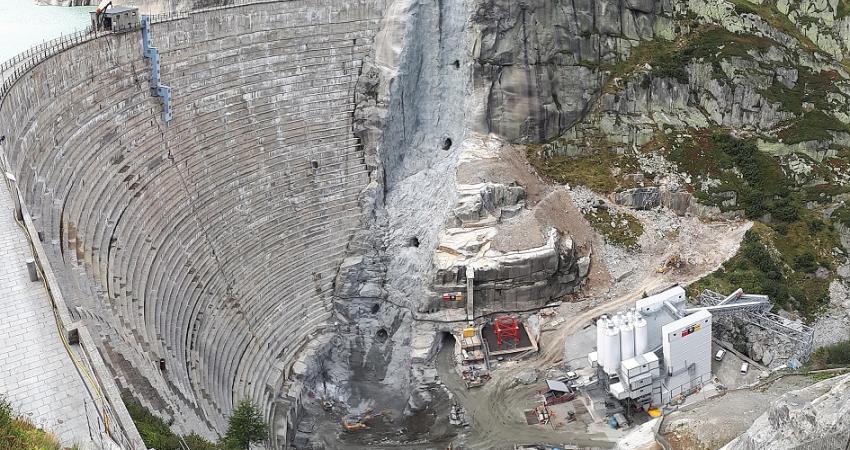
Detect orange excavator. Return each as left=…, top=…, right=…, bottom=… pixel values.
left=341, top=409, right=386, bottom=431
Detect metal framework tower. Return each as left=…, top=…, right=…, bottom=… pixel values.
left=697, top=289, right=815, bottom=363
left=494, top=316, right=520, bottom=350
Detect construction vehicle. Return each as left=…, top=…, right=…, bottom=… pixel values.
left=656, top=254, right=683, bottom=274
left=341, top=409, right=384, bottom=431
left=95, top=0, right=113, bottom=24
left=91, top=1, right=139, bottom=32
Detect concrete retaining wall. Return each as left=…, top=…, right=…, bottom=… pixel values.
left=0, top=0, right=385, bottom=441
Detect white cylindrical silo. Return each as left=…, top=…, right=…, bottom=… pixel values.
left=620, top=320, right=635, bottom=361
left=596, top=315, right=608, bottom=356
left=603, top=322, right=621, bottom=374
left=634, top=312, right=648, bottom=356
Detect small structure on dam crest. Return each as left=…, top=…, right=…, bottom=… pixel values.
left=90, top=1, right=138, bottom=32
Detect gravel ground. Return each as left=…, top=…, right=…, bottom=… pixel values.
left=568, top=185, right=751, bottom=302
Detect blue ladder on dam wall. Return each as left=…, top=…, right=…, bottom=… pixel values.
left=141, top=16, right=173, bottom=124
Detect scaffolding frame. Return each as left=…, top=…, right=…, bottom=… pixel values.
left=697, top=290, right=814, bottom=363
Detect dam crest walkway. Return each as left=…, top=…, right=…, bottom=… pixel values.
left=0, top=180, right=102, bottom=447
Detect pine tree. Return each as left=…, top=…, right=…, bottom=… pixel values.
left=223, top=400, right=268, bottom=450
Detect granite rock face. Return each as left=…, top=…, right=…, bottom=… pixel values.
left=322, top=0, right=475, bottom=422
left=723, top=374, right=850, bottom=450
left=472, top=0, right=673, bottom=143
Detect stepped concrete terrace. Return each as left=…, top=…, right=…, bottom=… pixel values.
left=0, top=0, right=387, bottom=444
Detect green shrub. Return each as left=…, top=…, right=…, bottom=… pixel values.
left=124, top=396, right=181, bottom=450
left=811, top=339, right=850, bottom=369
left=223, top=401, right=268, bottom=450
left=0, top=396, right=63, bottom=450
left=808, top=219, right=825, bottom=232
left=647, top=27, right=776, bottom=83
left=794, top=251, right=818, bottom=273
left=184, top=433, right=220, bottom=450
left=123, top=395, right=218, bottom=450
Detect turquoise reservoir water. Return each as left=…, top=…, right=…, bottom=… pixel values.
left=0, top=1, right=95, bottom=63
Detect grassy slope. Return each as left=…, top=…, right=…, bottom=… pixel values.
left=526, top=145, right=646, bottom=248
left=675, top=133, right=839, bottom=320
left=528, top=9, right=849, bottom=318
left=0, top=396, right=69, bottom=450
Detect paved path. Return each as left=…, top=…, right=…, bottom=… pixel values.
left=0, top=182, right=99, bottom=447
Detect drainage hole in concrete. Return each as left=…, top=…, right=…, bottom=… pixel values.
left=311, top=160, right=319, bottom=169
left=376, top=328, right=389, bottom=342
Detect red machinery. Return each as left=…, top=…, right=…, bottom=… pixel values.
left=494, top=316, right=520, bottom=349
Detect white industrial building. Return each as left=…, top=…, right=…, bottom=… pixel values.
left=661, top=309, right=712, bottom=403
left=588, top=286, right=716, bottom=408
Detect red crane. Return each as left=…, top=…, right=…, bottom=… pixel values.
left=494, top=316, right=520, bottom=349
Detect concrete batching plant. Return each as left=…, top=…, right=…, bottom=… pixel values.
left=588, top=285, right=794, bottom=410
left=589, top=286, right=715, bottom=408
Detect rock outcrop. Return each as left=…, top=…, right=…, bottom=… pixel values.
left=472, top=0, right=675, bottom=143
left=723, top=373, right=850, bottom=450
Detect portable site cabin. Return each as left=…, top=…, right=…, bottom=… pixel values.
left=91, top=6, right=139, bottom=32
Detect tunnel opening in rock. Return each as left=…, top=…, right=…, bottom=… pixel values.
left=452, top=60, right=460, bottom=69
left=407, top=236, right=420, bottom=247
left=376, top=328, right=389, bottom=343
left=442, top=138, right=453, bottom=150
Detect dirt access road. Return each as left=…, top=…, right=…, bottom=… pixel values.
left=533, top=188, right=753, bottom=369
left=435, top=341, right=616, bottom=450
left=434, top=209, right=752, bottom=449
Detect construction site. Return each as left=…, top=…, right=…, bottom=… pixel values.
left=4, top=0, right=850, bottom=449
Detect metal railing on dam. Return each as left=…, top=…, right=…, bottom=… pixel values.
left=0, top=9, right=190, bottom=103
left=0, top=0, right=324, bottom=103
left=0, top=0, right=322, bottom=95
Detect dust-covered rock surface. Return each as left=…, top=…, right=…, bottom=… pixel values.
left=297, top=0, right=850, bottom=446
left=722, top=373, right=850, bottom=450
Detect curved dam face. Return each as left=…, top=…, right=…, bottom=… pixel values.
left=0, top=0, right=386, bottom=437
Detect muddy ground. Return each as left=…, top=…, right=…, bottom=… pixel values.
left=433, top=337, right=617, bottom=450
left=295, top=381, right=456, bottom=449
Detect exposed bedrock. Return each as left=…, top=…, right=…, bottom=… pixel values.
left=432, top=226, right=580, bottom=312
left=304, top=0, right=591, bottom=444
left=0, top=1, right=387, bottom=443
left=614, top=186, right=727, bottom=218
left=313, top=0, right=474, bottom=432
left=723, top=373, right=850, bottom=450
left=471, top=0, right=675, bottom=143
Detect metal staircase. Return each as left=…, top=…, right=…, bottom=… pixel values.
left=141, top=16, right=172, bottom=123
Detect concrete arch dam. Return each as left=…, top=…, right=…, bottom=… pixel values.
left=0, top=0, right=388, bottom=441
